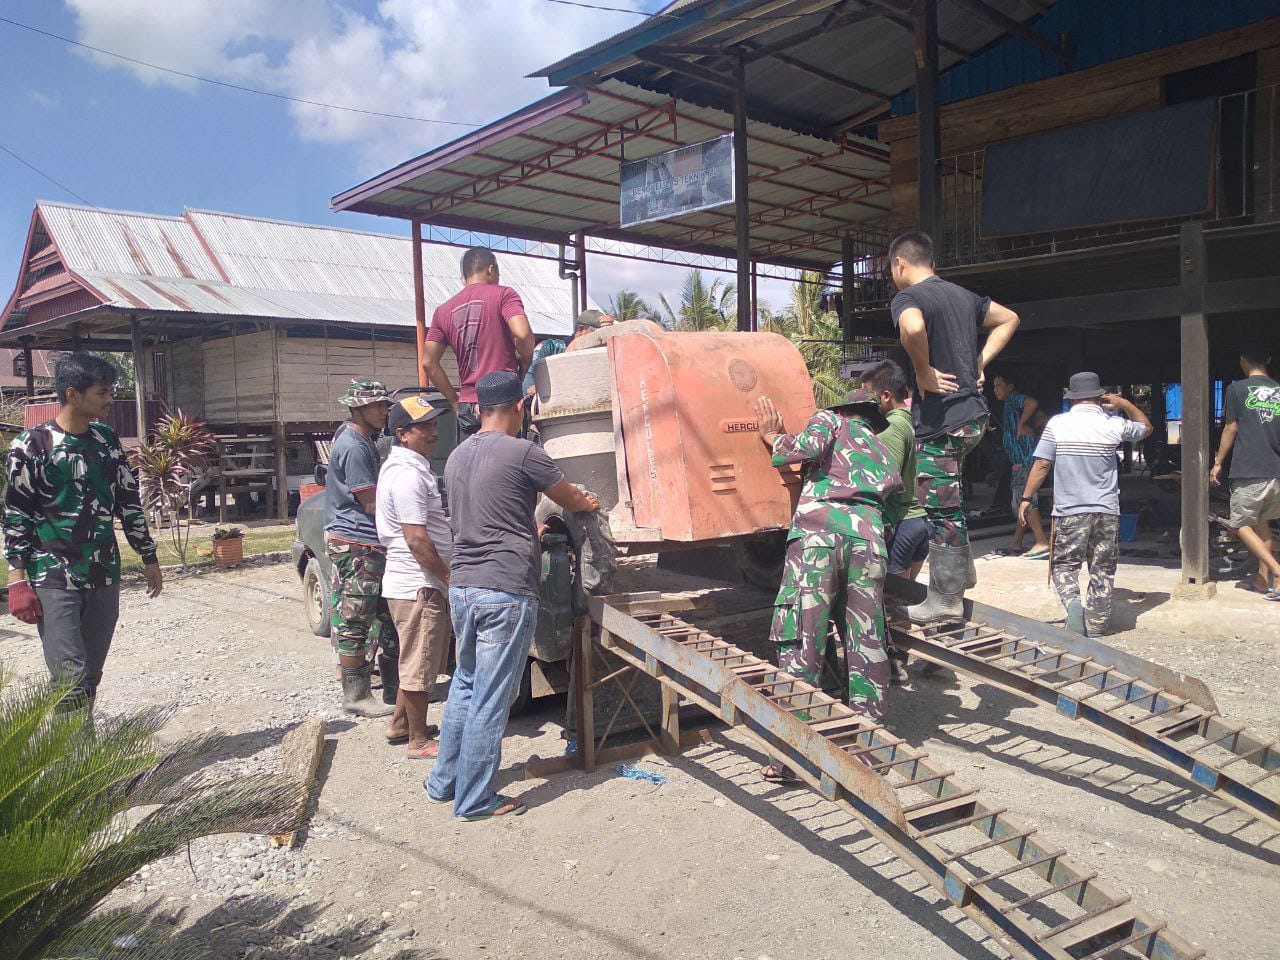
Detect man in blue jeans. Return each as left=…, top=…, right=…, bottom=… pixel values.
left=428, top=371, right=599, bottom=820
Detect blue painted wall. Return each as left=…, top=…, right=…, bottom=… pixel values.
left=893, top=0, right=1280, bottom=114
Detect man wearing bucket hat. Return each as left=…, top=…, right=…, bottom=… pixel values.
left=377, top=396, right=454, bottom=759
left=1017, top=372, right=1151, bottom=636
left=754, top=387, right=903, bottom=782
left=326, top=379, right=397, bottom=717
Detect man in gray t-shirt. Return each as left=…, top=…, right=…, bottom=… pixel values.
left=428, top=372, right=598, bottom=821
left=1018, top=373, right=1151, bottom=637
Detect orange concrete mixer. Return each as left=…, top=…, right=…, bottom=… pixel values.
left=532, top=323, right=817, bottom=550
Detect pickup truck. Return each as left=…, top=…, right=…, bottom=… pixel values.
left=289, top=395, right=575, bottom=713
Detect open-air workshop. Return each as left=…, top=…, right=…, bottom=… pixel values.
left=1, top=1, right=1278, bottom=959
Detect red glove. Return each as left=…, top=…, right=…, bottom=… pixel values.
left=8, top=580, right=42, bottom=624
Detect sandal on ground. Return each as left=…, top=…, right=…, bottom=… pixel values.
left=1264, top=590, right=1280, bottom=602
left=456, top=795, right=527, bottom=821
left=760, top=763, right=799, bottom=783
left=385, top=730, right=409, bottom=745
left=1021, top=546, right=1050, bottom=560
left=993, top=547, right=1021, bottom=557
left=407, top=740, right=440, bottom=760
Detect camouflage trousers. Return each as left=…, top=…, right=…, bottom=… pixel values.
left=769, top=532, right=889, bottom=720
left=1050, top=514, right=1119, bottom=636
left=915, top=417, right=987, bottom=547
left=326, top=537, right=396, bottom=658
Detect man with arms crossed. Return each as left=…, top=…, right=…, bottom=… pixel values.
left=1211, top=345, right=1280, bottom=601
left=1018, top=373, right=1151, bottom=636
left=422, top=247, right=535, bottom=443
left=5, top=352, right=163, bottom=710
left=427, top=372, right=598, bottom=820
left=378, top=396, right=454, bottom=759
left=888, top=231, right=1020, bottom=623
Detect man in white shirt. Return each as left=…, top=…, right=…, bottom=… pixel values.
left=377, top=396, right=454, bottom=759
left=1018, top=372, right=1151, bottom=636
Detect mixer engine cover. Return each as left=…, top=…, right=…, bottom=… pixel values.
left=608, top=329, right=816, bottom=543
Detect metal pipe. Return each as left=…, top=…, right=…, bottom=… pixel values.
left=733, top=54, right=751, bottom=332
left=411, top=218, right=427, bottom=387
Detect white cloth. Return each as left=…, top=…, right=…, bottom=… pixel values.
left=376, top=445, right=453, bottom=600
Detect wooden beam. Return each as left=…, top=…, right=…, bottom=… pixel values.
left=946, top=0, right=1069, bottom=63
left=269, top=717, right=327, bottom=849
left=1179, top=221, right=1210, bottom=587
left=130, top=319, right=147, bottom=440
left=914, top=0, right=942, bottom=241
left=21, top=341, right=34, bottom=398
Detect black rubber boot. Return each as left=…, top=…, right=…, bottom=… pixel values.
left=378, top=653, right=400, bottom=706
left=341, top=665, right=394, bottom=718
left=902, top=543, right=968, bottom=625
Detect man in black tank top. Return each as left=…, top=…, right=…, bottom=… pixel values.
left=887, top=231, right=1020, bottom=623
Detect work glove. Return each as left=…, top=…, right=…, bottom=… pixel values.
left=8, top=580, right=42, bottom=624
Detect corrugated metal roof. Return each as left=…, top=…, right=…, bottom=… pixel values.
left=333, top=79, right=890, bottom=271
left=533, top=0, right=1059, bottom=135
left=27, top=202, right=581, bottom=336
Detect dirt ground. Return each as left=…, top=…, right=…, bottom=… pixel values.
left=1, top=552, right=1277, bottom=960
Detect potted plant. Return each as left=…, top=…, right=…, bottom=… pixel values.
left=211, top=525, right=245, bottom=567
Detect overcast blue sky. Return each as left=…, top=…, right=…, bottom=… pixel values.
left=0, top=0, right=785, bottom=314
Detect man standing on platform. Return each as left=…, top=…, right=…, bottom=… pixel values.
left=1018, top=373, right=1151, bottom=636
left=888, top=231, right=1020, bottom=623
left=754, top=388, right=902, bottom=783
left=326, top=379, right=396, bottom=718
left=1211, top=345, right=1280, bottom=600
left=422, top=248, right=535, bottom=443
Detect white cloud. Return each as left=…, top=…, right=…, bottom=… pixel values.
left=63, top=0, right=647, bottom=171
left=24, top=88, right=58, bottom=108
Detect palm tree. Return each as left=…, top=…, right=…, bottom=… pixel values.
left=0, top=671, right=305, bottom=960
left=658, top=269, right=736, bottom=331
left=759, top=272, right=847, bottom=407
left=606, top=289, right=653, bottom=322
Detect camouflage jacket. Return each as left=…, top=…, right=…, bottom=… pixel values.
left=4, top=420, right=158, bottom=589
left=771, top=410, right=903, bottom=548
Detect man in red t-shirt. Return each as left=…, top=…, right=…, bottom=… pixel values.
left=423, top=247, right=535, bottom=441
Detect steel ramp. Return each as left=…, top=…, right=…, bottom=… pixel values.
left=885, top=589, right=1279, bottom=832
left=590, top=594, right=1207, bottom=960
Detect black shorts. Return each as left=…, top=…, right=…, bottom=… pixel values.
left=886, top=517, right=931, bottom=575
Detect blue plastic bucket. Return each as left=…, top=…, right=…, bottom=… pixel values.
left=1118, top=512, right=1139, bottom=542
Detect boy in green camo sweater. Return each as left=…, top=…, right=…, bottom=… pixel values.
left=5, top=352, right=162, bottom=708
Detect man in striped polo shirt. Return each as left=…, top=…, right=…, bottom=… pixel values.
left=1017, top=372, right=1151, bottom=636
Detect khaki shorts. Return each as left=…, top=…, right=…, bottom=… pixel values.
left=1227, top=478, right=1280, bottom=530
left=387, top=588, right=452, bottom=694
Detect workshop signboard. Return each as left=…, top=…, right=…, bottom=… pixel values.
left=619, top=134, right=734, bottom=228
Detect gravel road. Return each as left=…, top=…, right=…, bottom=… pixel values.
left=0, top=559, right=1275, bottom=960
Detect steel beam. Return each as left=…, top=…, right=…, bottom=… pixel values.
left=1179, top=221, right=1211, bottom=586
left=733, top=55, right=752, bottom=332
left=914, top=0, right=942, bottom=242
left=411, top=219, right=426, bottom=386
left=946, top=0, right=1069, bottom=63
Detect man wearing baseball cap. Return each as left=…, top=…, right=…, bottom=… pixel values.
left=1018, top=372, right=1151, bottom=636
left=377, top=396, right=454, bottom=759
left=326, top=379, right=396, bottom=717
left=753, top=387, right=904, bottom=782
left=426, top=371, right=600, bottom=820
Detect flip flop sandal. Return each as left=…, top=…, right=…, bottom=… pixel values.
left=385, top=731, right=409, bottom=745
left=1021, top=547, right=1051, bottom=560
left=1264, top=590, right=1280, bottom=602
left=760, top=763, right=799, bottom=783
left=407, top=741, right=440, bottom=760
left=992, top=547, right=1020, bottom=557
left=456, top=795, right=527, bottom=821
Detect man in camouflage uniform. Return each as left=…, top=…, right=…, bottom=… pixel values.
left=755, top=388, right=902, bottom=782
left=325, top=379, right=397, bottom=718
left=4, top=352, right=163, bottom=709
left=888, top=230, right=1020, bottom=623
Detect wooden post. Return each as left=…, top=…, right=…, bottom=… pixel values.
left=1179, top=222, right=1211, bottom=587
left=411, top=219, right=427, bottom=387
left=914, top=0, right=942, bottom=244
left=273, top=421, right=289, bottom=520
left=659, top=680, right=681, bottom=755
left=574, top=616, right=597, bottom=773
left=733, top=54, right=751, bottom=332
left=130, top=319, right=147, bottom=439
left=21, top=342, right=34, bottom=398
